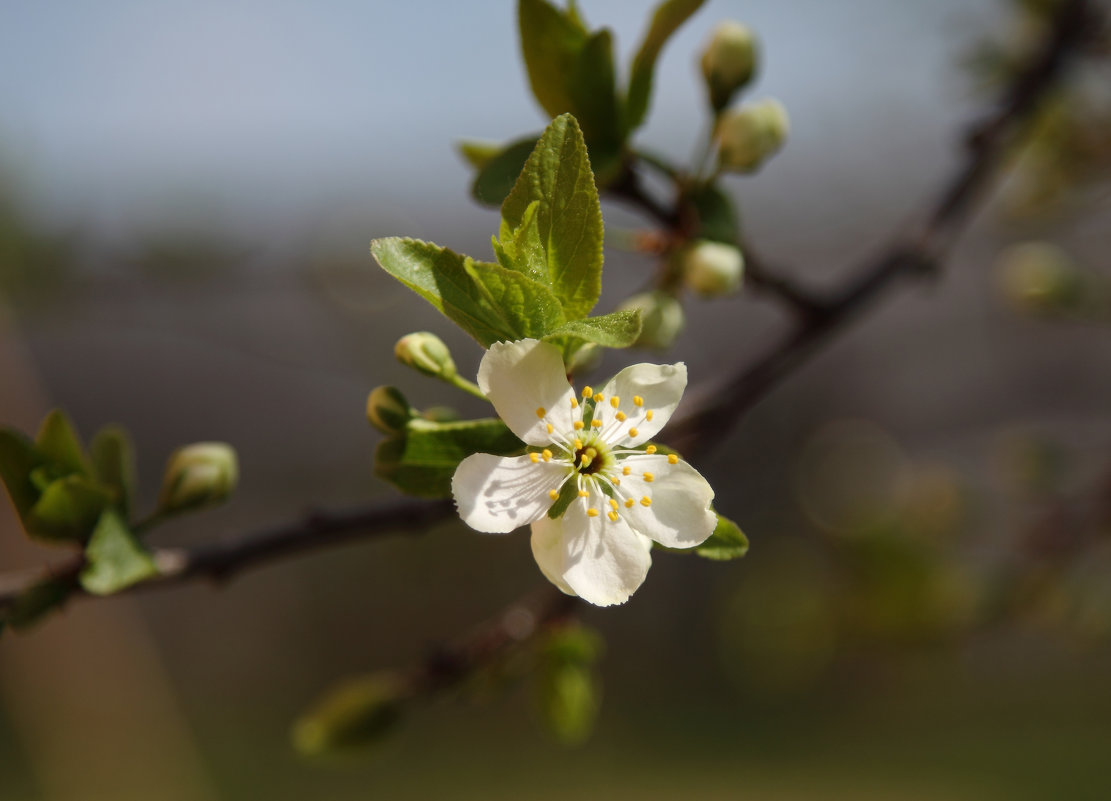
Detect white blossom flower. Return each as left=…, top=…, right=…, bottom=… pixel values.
left=452, top=338, right=716, bottom=606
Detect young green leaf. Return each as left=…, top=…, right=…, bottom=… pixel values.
left=464, top=258, right=566, bottom=340
left=1, top=575, right=75, bottom=634
left=687, top=183, right=741, bottom=245
left=457, top=140, right=503, bottom=170
left=625, top=0, right=706, bottom=133
left=499, top=115, right=604, bottom=320
left=568, top=28, right=622, bottom=153
left=292, top=672, right=406, bottom=756
left=696, top=513, right=750, bottom=561
left=471, top=136, right=540, bottom=206
left=544, top=309, right=643, bottom=349
left=26, top=474, right=115, bottom=543
left=79, top=509, right=158, bottom=595
left=0, top=428, right=44, bottom=519
left=375, top=418, right=524, bottom=499
left=35, top=409, right=90, bottom=476
left=518, top=0, right=589, bottom=118
left=90, top=425, right=135, bottom=518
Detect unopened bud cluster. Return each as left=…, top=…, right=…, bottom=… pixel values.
left=682, top=240, right=745, bottom=297
left=157, top=442, right=238, bottom=515
left=716, top=99, right=789, bottom=173
left=700, top=21, right=758, bottom=112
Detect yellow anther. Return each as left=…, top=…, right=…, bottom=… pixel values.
left=629, top=427, right=639, bottom=437
left=612, top=477, right=621, bottom=485
left=640, top=496, right=652, bottom=507
left=616, top=411, right=627, bottom=422
left=536, top=406, right=546, bottom=418
left=573, top=438, right=583, bottom=450
left=646, top=445, right=657, bottom=454
left=625, top=498, right=635, bottom=508
left=643, top=472, right=655, bottom=482
left=546, top=423, right=553, bottom=434
left=587, top=508, right=599, bottom=518
left=578, top=489, right=590, bottom=498
left=610, top=396, right=620, bottom=408
left=622, top=466, right=631, bottom=476
left=573, top=420, right=585, bottom=430
left=593, top=392, right=604, bottom=403
left=608, top=511, right=620, bottom=522
left=607, top=499, right=616, bottom=510
left=646, top=410, right=654, bottom=421
left=570, top=397, right=579, bottom=409
left=633, top=396, right=644, bottom=407
left=591, top=419, right=603, bottom=428
left=582, top=386, right=593, bottom=398
left=549, top=489, right=560, bottom=500
left=542, top=449, right=553, bottom=462
left=529, top=453, right=540, bottom=463
left=668, top=453, right=678, bottom=464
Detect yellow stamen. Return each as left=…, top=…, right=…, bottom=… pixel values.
left=629, top=427, right=639, bottom=437
left=625, top=498, right=635, bottom=508
left=582, top=386, right=593, bottom=398
left=529, top=453, right=540, bottom=463
left=573, top=438, right=583, bottom=450
left=608, top=511, right=620, bottom=522
left=542, top=449, right=553, bottom=462
left=640, top=496, right=652, bottom=507
left=535, top=407, right=546, bottom=418
left=578, top=489, right=590, bottom=498
left=546, top=423, right=553, bottom=434
left=643, top=472, right=654, bottom=482
left=570, top=397, right=579, bottom=409
left=591, top=419, right=603, bottom=428
left=646, top=445, right=657, bottom=454
left=549, top=489, right=560, bottom=500
left=616, top=411, right=627, bottom=422
left=622, top=466, right=631, bottom=475
left=573, top=420, right=584, bottom=430
left=633, top=396, right=644, bottom=407
left=609, top=396, right=620, bottom=408
left=668, top=453, right=678, bottom=464
left=587, top=508, right=599, bottom=517
left=646, top=410, right=654, bottom=421
left=608, top=498, right=618, bottom=510
left=593, top=392, right=604, bottom=403
left=612, top=477, right=621, bottom=485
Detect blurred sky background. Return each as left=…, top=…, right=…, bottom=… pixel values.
left=1, top=1, right=1110, bottom=800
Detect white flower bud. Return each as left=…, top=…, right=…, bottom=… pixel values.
left=157, top=443, right=237, bottom=514
left=616, top=291, right=685, bottom=349
left=682, top=240, right=744, bottom=297
left=716, top=99, right=789, bottom=173
left=366, top=386, right=415, bottom=434
left=394, top=332, right=456, bottom=379
left=701, top=21, right=759, bottom=112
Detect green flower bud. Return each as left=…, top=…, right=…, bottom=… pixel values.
left=157, top=443, right=237, bottom=515
left=716, top=99, right=789, bottom=173
left=617, top=291, right=685, bottom=349
left=997, top=242, right=1086, bottom=314
left=701, top=21, right=759, bottom=112
left=394, top=332, right=456, bottom=380
left=366, top=386, right=415, bottom=434
left=682, top=240, right=745, bottom=297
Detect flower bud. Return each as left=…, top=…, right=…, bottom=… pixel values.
left=157, top=442, right=237, bottom=515
left=716, top=99, right=789, bottom=173
left=394, top=332, right=456, bottom=380
left=997, top=242, right=1086, bottom=315
left=616, top=291, right=685, bottom=349
left=366, top=386, right=415, bottom=434
left=701, top=21, right=759, bottom=112
left=682, top=240, right=744, bottom=297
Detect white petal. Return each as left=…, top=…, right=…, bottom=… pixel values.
left=614, top=455, right=716, bottom=548
left=477, top=339, right=575, bottom=446
left=599, top=362, right=686, bottom=447
left=529, top=494, right=653, bottom=607
left=452, top=453, right=569, bottom=534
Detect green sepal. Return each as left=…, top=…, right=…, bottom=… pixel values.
left=35, top=409, right=90, bottom=476
left=546, top=475, right=581, bottom=519
left=79, top=509, right=158, bottom=595
left=375, top=418, right=525, bottom=499
left=499, top=114, right=604, bottom=320
left=471, top=136, right=540, bottom=206
left=625, top=0, right=706, bottom=133
left=90, top=425, right=135, bottom=519
left=26, top=473, right=115, bottom=543
left=695, top=513, right=750, bottom=561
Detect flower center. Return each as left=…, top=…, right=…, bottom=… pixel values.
left=573, top=439, right=610, bottom=476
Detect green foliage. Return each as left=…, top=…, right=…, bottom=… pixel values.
left=79, top=509, right=158, bottom=595
left=535, top=624, right=603, bottom=745
left=375, top=418, right=524, bottom=499
left=293, top=672, right=406, bottom=756
left=626, top=0, right=706, bottom=132
left=696, top=513, right=750, bottom=561
left=470, top=137, right=540, bottom=206
left=26, top=473, right=115, bottom=543
left=498, top=114, right=604, bottom=320
left=35, top=409, right=90, bottom=475
left=90, top=425, right=135, bottom=519
left=0, top=575, right=75, bottom=636
left=544, top=310, right=642, bottom=351
left=0, top=429, right=43, bottom=519
left=687, top=183, right=740, bottom=245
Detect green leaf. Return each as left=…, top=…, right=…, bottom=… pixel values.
left=375, top=418, right=524, bottom=499
left=518, top=0, right=589, bottom=119
left=536, top=627, right=602, bottom=745
left=696, top=513, right=750, bottom=561
left=457, top=139, right=503, bottom=170
left=688, top=183, right=740, bottom=245
left=546, top=476, right=580, bottom=519
left=545, top=309, right=642, bottom=349
left=35, top=409, right=90, bottom=476
left=90, top=425, right=135, bottom=518
left=79, top=509, right=158, bottom=595
left=371, top=237, right=564, bottom=347
left=293, top=673, right=405, bottom=756
left=568, top=28, right=622, bottom=152
left=1, top=575, right=75, bottom=634
left=0, top=429, right=44, bottom=519
left=26, top=474, right=114, bottom=543
left=499, top=115, right=604, bottom=320
left=471, top=137, right=540, bottom=207
left=625, top=0, right=706, bottom=133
